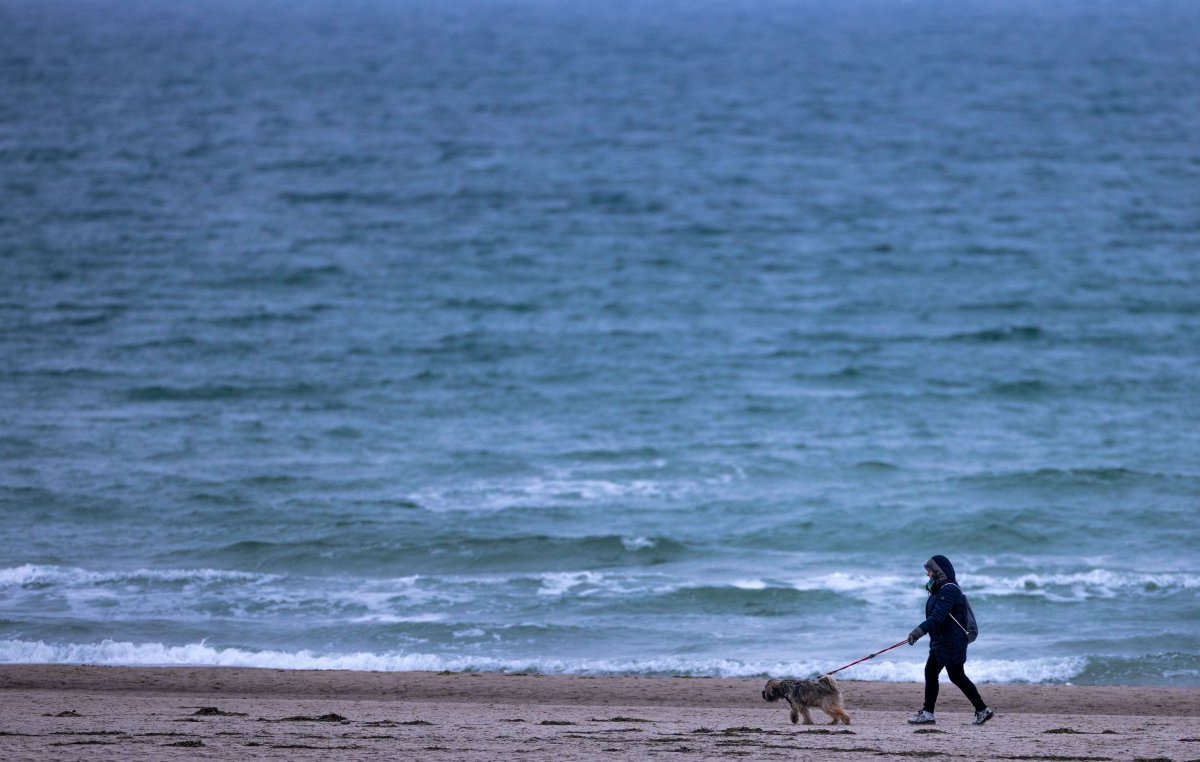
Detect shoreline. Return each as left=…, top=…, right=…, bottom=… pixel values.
left=3, top=666, right=1198, bottom=760
left=2, top=664, right=1199, bottom=714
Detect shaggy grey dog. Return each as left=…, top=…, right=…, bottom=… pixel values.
left=761, top=674, right=851, bottom=725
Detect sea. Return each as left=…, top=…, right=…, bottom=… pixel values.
left=2, top=0, right=1198, bottom=688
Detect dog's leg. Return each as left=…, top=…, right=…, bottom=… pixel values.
left=827, top=699, right=851, bottom=725
left=799, top=706, right=814, bottom=725
left=835, top=697, right=852, bottom=725
left=788, top=701, right=800, bottom=724
left=824, top=707, right=851, bottom=725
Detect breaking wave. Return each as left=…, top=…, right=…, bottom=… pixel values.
left=0, top=638, right=1089, bottom=684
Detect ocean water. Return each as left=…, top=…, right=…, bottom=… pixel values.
left=2, top=0, right=1198, bottom=687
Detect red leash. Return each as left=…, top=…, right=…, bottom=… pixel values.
left=821, top=639, right=908, bottom=677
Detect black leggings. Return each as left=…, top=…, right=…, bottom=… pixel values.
left=923, top=652, right=986, bottom=713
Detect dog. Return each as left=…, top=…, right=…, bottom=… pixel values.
left=762, top=674, right=851, bottom=725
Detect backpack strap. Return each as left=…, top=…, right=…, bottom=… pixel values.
left=940, top=583, right=973, bottom=637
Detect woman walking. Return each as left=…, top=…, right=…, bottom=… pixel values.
left=906, top=555, right=994, bottom=725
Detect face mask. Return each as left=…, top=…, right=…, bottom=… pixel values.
left=925, top=579, right=936, bottom=592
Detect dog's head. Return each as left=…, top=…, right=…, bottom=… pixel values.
left=761, top=679, right=790, bottom=702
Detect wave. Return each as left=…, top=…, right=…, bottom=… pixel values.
left=1075, top=653, right=1200, bottom=686
left=182, top=534, right=691, bottom=574
left=0, top=564, right=276, bottom=588
left=410, top=477, right=693, bottom=511
left=989, top=379, right=1052, bottom=398
left=4, top=366, right=115, bottom=381
left=610, top=584, right=846, bottom=617
left=126, top=382, right=326, bottom=402
left=969, top=569, right=1200, bottom=601
left=0, top=638, right=1094, bottom=683
left=204, top=265, right=348, bottom=289
left=946, top=325, right=1046, bottom=343
left=8, top=564, right=1193, bottom=605
left=441, top=297, right=543, bottom=314
left=957, top=466, right=1181, bottom=489
left=278, top=190, right=397, bottom=206
left=838, top=656, right=1088, bottom=685
left=739, top=511, right=1068, bottom=556
left=209, top=306, right=331, bottom=327
left=525, top=567, right=1200, bottom=608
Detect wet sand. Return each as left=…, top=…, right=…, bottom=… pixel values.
left=2, top=666, right=1197, bottom=760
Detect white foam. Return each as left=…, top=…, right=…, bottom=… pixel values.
left=838, top=656, right=1086, bottom=684
left=0, top=564, right=275, bottom=587
left=0, top=639, right=466, bottom=671
left=620, top=536, right=657, bottom=551
left=537, top=570, right=608, bottom=597
left=411, top=476, right=684, bottom=513
left=348, top=613, right=444, bottom=624
left=408, top=463, right=750, bottom=513
left=794, top=388, right=862, bottom=398
left=971, top=570, right=1200, bottom=601
left=740, top=567, right=1199, bottom=603
left=0, top=639, right=1089, bottom=683
left=731, top=579, right=768, bottom=590
left=807, top=572, right=911, bottom=594
left=453, top=628, right=487, bottom=638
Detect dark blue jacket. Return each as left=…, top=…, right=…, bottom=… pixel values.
left=920, top=555, right=970, bottom=666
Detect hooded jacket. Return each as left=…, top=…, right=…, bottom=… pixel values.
left=918, top=555, right=970, bottom=665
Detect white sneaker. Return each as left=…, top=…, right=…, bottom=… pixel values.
left=973, top=707, right=994, bottom=725
left=907, top=710, right=936, bottom=724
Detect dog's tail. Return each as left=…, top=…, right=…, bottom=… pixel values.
left=818, top=674, right=839, bottom=691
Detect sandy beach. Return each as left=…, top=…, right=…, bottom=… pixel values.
left=2, top=666, right=1197, bottom=760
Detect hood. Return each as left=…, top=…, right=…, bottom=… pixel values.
left=925, top=555, right=957, bottom=584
